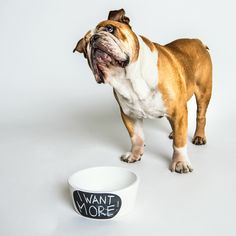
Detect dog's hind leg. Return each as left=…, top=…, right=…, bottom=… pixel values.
left=192, top=68, right=212, bottom=145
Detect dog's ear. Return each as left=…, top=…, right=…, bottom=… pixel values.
left=108, top=9, right=131, bottom=27
left=73, top=38, right=86, bottom=54
left=73, top=30, right=92, bottom=58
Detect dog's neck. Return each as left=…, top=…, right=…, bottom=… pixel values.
left=106, top=35, right=159, bottom=101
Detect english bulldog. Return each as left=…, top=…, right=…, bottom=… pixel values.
left=73, top=9, right=212, bottom=174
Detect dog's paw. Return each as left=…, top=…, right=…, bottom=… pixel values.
left=120, top=152, right=141, bottom=163
left=170, top=161, right=193, bottom=174
left=192, top=136, right=206, bottom=145
left=168, top=131, right=173, bottom=139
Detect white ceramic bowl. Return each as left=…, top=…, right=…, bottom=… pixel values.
left=68, top=166, right=139, bottom=220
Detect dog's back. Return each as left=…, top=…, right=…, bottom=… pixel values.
left=164, top=38, right=212, bottom=100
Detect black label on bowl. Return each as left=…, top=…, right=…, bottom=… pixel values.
left=73, top=190, right=122, bottom=219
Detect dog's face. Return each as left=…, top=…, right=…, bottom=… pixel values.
left=73, top=9, right=139, bottom=84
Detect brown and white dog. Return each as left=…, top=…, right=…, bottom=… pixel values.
left=73, top=9, right=212, bottom=174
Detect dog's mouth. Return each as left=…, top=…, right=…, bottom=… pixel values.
left=91, top=46, right=129, bottom=84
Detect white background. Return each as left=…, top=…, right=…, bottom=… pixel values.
left=0, top=0, right=236, bottom=235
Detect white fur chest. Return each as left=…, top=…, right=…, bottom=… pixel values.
left=116, top=89, right=166, bottom=119
left=107, top=36, right=167, bottom=119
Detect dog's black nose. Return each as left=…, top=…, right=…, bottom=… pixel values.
left=90, top=34, right=99, bottom=44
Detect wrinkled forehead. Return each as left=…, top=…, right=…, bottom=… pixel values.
left=95, top=20, right=133, bottom=41
left=96, top=20, right=129, bottom=30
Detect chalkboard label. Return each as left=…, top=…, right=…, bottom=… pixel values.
left=73, top=190, right=122, bottom=219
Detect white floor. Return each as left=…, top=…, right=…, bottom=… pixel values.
left=0, top=1, right=236, bottom=236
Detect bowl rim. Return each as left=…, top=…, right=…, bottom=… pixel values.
left=68, top=166, right=139, bottom=193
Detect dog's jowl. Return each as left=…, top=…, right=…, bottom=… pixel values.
left=74, top=9, right=212, bottom=174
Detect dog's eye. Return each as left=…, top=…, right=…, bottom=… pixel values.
left=104, top=25, right=114, bottom=33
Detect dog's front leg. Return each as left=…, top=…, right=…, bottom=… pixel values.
left=168, top=107, right=193, bottom=173
left=119, top=109, right=144, bottom=163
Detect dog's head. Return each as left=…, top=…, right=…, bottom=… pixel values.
left=73, top=9, right=139, bottom=84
